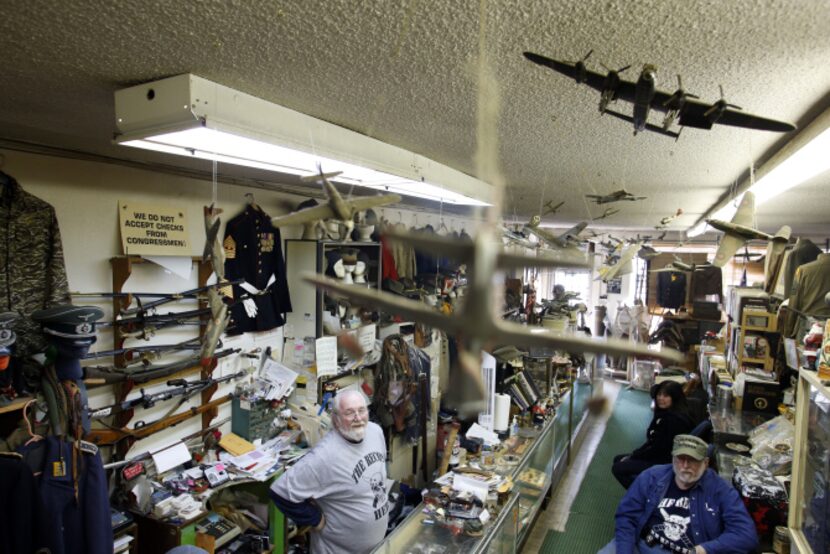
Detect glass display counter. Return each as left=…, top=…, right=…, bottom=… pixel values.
left=788, top=369, right=830, bottom=554
left=375, top=382, right=593, bottom=554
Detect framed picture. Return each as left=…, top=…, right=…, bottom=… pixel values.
left=607, top=278, right=622, bottom=295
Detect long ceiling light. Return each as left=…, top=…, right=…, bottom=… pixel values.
left=114, top=74, right=492, bottom=206
left=687, top=108, right=830, bottom=238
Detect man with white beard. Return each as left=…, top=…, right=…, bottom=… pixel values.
left=269, top=390, right=389, bottom=553
left=600, top=435, right=757, bottom=554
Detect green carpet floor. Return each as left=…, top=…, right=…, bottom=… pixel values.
left=539, top=387, right=653, bottom=554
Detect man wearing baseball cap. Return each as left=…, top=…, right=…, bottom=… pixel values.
left=601, top=434, right=757, bottom=553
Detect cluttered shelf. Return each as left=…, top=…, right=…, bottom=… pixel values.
left=0, top=395, right=34, bottom=415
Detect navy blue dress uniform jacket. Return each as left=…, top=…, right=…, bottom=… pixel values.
left=223, top=205, right=292, bottom=335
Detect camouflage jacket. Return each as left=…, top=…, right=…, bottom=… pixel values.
left=0, top=176, right=70, bottom=359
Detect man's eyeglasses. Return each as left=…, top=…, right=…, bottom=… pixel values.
left=341, top=407, right=368, bottom=419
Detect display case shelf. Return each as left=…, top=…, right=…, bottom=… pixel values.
left=789, top=369, right=830, bottom=554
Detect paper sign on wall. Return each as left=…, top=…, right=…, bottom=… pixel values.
left=119, top=200, right=190, bottom=256
left=315, top=336, right=338, bottom=377
left=358, top=324, right=377, bottom=354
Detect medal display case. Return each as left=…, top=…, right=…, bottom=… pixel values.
left=788, top=369, right=830, bottom=554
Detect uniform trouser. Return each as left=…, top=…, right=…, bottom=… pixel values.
left=611, top=454, right=656, bottom=489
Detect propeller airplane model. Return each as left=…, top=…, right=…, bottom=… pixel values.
left=585, top=189, right=647, bottom=205
left=656, top=208, right=684, bottom=229
left=592, top=207, right=621, bottom=221
left=597, top=242, right=641, bottom=282
left=543, top=200, right=565, bottom=216
left=270, top=168, right=402, bottom=237
left=524, top=215, right=588, bottom=249
left=523, top=51, right=796, bottom=139
left=706, top=192, right=791, bottom=268
left=304, top=227, right=682, bottom=415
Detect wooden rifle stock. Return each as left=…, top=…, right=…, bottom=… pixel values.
left=85, top=393, right=232, bottom=446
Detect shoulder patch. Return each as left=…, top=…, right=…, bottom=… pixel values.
left=223, top=235, right=236, bottom=259
left=79, top=440, right=99, bottom=456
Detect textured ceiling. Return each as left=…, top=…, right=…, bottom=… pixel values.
left=1, top=0, right=829, bottom=239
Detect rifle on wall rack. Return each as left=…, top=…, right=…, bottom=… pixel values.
left=83, top=347, right=240, bottom=386
left=83, top=336, right=206, bottom=361
left=88, top=371, right=244, bottom=420
left=85, top=393, right=233, bottom=446
left=105, top=279, right=244, bottom=317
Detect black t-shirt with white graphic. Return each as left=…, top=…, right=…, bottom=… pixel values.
left=644, top=479, right=696, bottom=553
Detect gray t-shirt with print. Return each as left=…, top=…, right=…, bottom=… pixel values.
left=271, top=422, right=389, bottom=554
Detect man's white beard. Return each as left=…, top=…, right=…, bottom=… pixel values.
left=338, top=422, right=367, bottom=442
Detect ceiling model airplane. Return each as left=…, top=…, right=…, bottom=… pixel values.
left=270, top=169, right=402, bottom=236
left=592, top=207, right=621, bottom=221
left=502, top=225, right=538, bottom=250
left=523, top=51, right=797, bottom=139
left=706, top=192, right=790, bottom=268
left=303, top=227, right=682, bottom=415
left=650, top=256, right=712, bottom=273
left=637, top=245, right=659, bottom=260
left=542, top=200, right=565, bottom=216
left=586, top=189, right=647, bottom=205
left=656, top=208, right=684, bottom=229
left=597, top=242, right=641, bottom=282
left=524, top=216, right=588, bottom=249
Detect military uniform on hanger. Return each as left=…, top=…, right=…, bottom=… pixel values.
left=223, top=204, right=292, bottom=335
left=0, top=173, right=70, bottom=387
left=786, top=253, right=830, bottom=337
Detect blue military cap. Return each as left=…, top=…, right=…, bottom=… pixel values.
left=32, top=305, right=104, bottom=339
left=0, top=312, right=17, bottom=348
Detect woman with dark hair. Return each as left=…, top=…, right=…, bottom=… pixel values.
left=611, top=381, right=694, bottom=489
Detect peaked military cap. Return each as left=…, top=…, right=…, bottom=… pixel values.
left=0, top=312, right=18, bottom=348
left=32, top=305, right=104, bottom=339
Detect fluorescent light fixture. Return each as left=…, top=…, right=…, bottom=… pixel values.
left=114, top=74, right=492, bottom=206
left=688, top=108, right=830, bottom=238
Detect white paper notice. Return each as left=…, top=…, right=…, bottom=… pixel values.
left=144, top=256, right=193, bottom=280
left=315, top=336, right=338, bottom=377
left=151, top=441, right=192, bottom=474
left=260, top=358, right=299, bottom=399
left=453, top=473, right=489, bottom=502
left=358, top=324, right=377, bottom=354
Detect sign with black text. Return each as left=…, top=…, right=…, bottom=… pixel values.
left=119, top=201, right=190, bottom=256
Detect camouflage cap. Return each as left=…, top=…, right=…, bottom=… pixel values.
left=672, top=434, right=708, bottom=461
left=32, top=305, right=104, bottom=339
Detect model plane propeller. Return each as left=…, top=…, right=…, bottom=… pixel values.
left=304, top=227, right=682, bottom=415
left=270, top=168, right=401, bottom=237
left=586, top=189, right=646, bottom=205
left=523, top=51, right=796, bottom=138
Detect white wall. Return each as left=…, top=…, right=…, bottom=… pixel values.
left=1, top=148, right=469, bottom=472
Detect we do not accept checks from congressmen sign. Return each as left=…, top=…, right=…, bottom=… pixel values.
left=119, top=201, right=190, bottom=256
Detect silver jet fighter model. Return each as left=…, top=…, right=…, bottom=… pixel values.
left=304, top=227, right=683, bottom=415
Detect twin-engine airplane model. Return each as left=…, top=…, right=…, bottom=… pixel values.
left=523, top=51, right=796, bottom=139
left=586, top=189, right=646, bottom=205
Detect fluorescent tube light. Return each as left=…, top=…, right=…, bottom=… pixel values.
left=114, top=74, right=492, bottom=206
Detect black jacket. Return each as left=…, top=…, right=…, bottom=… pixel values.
left=630, top=408, right=693, bottom=464
left=223, top=205, right=292, bottom=335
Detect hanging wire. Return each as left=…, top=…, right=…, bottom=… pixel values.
left=211, top=159, right=218, bottom=205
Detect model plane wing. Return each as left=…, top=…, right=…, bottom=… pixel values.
left=302, top=274, right=466, bottom=335
left=713, top=233, right=745, bottom=267
left=494, top=320, right=684, bottom=364
left=271, top=204, right=335, bottom=227
left=674, top=98, right=795, bottom=132
left=341, top=193, right=402, bottom=213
